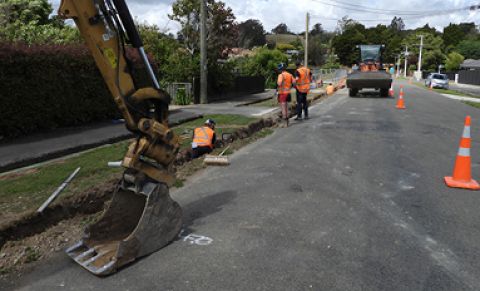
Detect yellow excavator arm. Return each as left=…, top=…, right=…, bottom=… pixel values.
left=58, top=0, right=182, bottom=276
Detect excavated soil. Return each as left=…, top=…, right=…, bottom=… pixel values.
left=0, top=180, right=116, bottom=275
left=0, top=116, right=280, bottom=276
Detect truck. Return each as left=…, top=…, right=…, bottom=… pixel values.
left=346, top=45, right=392, bottom=97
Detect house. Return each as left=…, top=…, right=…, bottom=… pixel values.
left=460, top=59, right=480, bottom=70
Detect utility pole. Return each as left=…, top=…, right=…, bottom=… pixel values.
left=396, top=55, right=401, bottom=78
left=199, top=0, right=208, bottom=104
left=417, top=35, right=424, bottom=73
left=304, top=12, right=309, bottom=68
left=404, top=45, right=409, bottom=78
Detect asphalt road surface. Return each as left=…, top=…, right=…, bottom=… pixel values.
left=4, top=80, right=480, bottom=290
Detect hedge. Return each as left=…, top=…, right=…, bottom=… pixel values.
left=0, top=43, right=153, bottom=138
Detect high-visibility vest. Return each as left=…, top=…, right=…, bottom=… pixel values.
left=277, top=72, right=294, bottom=94
left=296, top=67, right=311, bottom=93
left=193, top=126, right=214, bottom=149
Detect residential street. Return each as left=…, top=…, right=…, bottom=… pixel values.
left=4, top=80, right=480, bottom=290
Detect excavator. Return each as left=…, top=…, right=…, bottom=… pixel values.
left=58, top=0, right=182, bottom=275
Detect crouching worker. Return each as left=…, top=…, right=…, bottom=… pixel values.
left=192, top=119, right=216, bottom=158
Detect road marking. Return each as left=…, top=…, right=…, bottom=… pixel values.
left=441, top=94, right=480, bottom=103
left=178, top=230, right=213, bottom=246
left=251, top=108, right=277, bottom=116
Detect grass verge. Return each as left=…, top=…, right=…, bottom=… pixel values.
left=411, top=81, right=479, bottom=98
left=463, top=101, right=480, bottom=109
left=0, top=122, right=274, bottom=277
left=0, top=114, right=258, bottom=224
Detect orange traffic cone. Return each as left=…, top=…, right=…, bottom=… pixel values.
left=389, top=84, right=394, bottom=97
left=396, top=86, right=406, bottom=109
left=444, top=116, right=480, bottom=190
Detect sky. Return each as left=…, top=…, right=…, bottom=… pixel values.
left=50, top=0, right=479, bottom=34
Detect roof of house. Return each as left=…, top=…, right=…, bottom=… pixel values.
left=460, top=59, right=480, bottom=69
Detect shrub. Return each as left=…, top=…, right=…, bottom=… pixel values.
left=0, top=43, right=119, bottom=138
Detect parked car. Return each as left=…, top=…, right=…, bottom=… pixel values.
left=425, top=73, right=449, bottom=89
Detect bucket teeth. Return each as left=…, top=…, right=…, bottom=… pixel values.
left=83, top=251, right=108, bottom=266
left=65, top=180, right=182, bottom=276
left=74, top=248, right=95, bottom=261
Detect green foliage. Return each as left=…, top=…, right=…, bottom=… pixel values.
left=289, top=38, right=303, bottom=50
left=402, top=32, right=445, bottom=71
left=0, top=0, right=81, bottom=44
left=445, top=52, right=465, bottom=71
left=443, top=22, right=477, bottom=52
left=276, top=43, right=296, bottom=52
left=272, top=23, right=291, bottom=34
left=332, top=23, right=366, bottom=65
left=174, top=88, right=193, bottom=105
left=169, top=0, right=237, bottom=59
left=232, top=47, right=288, bottom=88
left=456, top=40, right=480, bottom=60
left=237, top=19, right=266, bottom=49
left=0, top=43, right=118, bottom=138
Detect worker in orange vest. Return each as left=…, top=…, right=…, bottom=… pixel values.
left=192, top=119, right=216, bottom=158
left=276, top=63, right=295, bottom=127
left=294, top=61, right=312, bottom=120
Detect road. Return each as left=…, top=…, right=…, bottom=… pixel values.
left=4, top=80, right=480, bottom=290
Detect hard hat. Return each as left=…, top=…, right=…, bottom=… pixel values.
left=277, top=63, right=285, bottom=70
left=205, top=119, right=216, bottom=126
left=295, top=60, right=302, bottom=66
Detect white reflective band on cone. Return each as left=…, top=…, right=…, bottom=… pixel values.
left=462, top=126, right=471, bottom=138
left=458, top=147, right=471, bottom=157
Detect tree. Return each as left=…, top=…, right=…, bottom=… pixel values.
left=442, top=23, right=475, bottom=51
left=237, top=19, right=266, bottom=49
left=456, top=40, right=480, bottom=59
left=233, top=47, right=288, bottom=88
left=389, top=17, right=405, bottom=32
left=335, top=16, right=358, bottom=34
left=445, top=52, right=465, bottom=71
left=402, top=31, right=444, bottom=71
left=0, top=0, right=80, bottom=44
left=310, top=23, right=324, bottom=36
left=332, top=22, right=366, bottom=65
left=169, top=0, right=237, bottom=58
left=271, top=23, right=290, bottom=34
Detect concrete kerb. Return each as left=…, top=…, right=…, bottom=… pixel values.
left=0, top=89, right=333, bottom=254
left=0, top=114, right=203, bottom=174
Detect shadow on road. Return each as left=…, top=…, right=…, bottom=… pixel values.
left=352, top=90, right=394, bottom=99
left=180, top=190, right=237, bottom=235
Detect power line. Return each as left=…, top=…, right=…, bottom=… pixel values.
left=309, top=0, right=479, bottom=17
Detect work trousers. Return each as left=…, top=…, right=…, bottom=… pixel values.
left=296, top=91, right=308, bottom=118
left=192, top=146, right=212, bottom=158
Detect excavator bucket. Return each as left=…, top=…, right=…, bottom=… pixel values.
left=65, top=176, right=182, bottom=276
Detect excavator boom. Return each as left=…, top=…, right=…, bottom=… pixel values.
left=58, top=0, right=182, bottom=275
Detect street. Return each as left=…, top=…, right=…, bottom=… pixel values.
left=4, top=80, right=480, bottom=290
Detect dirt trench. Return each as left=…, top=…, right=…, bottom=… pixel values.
left=0, top=117, right=279, bottom=275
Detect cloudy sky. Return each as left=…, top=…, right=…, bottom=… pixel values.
left=50, top=0, right=479, bottom=33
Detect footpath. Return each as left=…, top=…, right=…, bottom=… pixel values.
left=0, top=90, right=280, bottom=173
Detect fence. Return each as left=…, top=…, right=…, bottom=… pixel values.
left=193, top=75, right=265, bottom=103
left=459, top=70, right=480, bottom=85
left=165, top=83, right=193, bottom=105
left=312, top=69, right=348, bottom=86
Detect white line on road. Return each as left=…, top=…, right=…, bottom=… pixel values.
left=441, top=94, right=480, bottom=103
left=251, top=108, right=278, bottom=116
